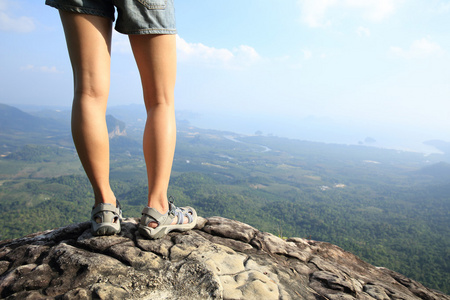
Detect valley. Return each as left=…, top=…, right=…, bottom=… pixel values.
left=0, top=103, right=449, bottom=293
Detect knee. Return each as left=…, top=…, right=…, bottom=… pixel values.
left=74, top=84, right=109, bottom=101
left=73, top=73, right=110, bottom=102
left=143, top=92, right=174, bottom=111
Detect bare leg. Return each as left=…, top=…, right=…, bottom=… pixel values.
left=129, top=34, right=178, bottom=217
left=59, top=11, right=116, bottom=207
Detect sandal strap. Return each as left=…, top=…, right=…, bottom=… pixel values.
left=91, top=201, right=122, bottom=236
left=91, top=200, right=122, bottom=218
left=141, top=206, right=164, bottom=219
left=174, top=207, right=194, bottom=224
left=168, top=200, right=195, bottom=225
left=175, top=210, right=184, bottom=225
left=141, top=206, right=167, bottom=227
left=141, top=199, right=194, bottom=226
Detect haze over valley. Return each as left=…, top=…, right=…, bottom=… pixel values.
left=0, top=103, right=449, bottom=293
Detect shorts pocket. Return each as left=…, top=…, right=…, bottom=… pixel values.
left=137, top=0, right=166, bottom=9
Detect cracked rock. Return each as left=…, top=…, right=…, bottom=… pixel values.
left=0, top=217, right=448, bottom=300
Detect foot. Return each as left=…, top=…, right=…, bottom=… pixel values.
left=146, top=208, right=192, bottom=228
left=91, top=200, right=122, bottom=236
left=138, top=198, right=197, bottom=239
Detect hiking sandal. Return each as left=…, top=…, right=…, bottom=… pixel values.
left=138, top=197, right=197, bottom=239
left=91, top=200, right=122, bottom=236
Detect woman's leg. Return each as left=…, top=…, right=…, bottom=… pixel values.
left=59, top=11, right=116, bottom=207
left=128, top=34, right=177, bottom=216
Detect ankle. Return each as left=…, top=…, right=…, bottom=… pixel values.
left=94, top=190, right=116, bottom=207
left=146, top=204, right=168, bottom=215
left=147, top=196, right=169, bottom=214
left=94, top=197, right=117, bottom=208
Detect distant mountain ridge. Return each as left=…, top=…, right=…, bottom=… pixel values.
left=0, top=103, right=67, bottom=134
left=0, top=103, right=134, bottom=156
left=1, top=103, right=129, bottom=137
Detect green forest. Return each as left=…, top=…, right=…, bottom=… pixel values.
left=0, top=104, right=449, bottom=294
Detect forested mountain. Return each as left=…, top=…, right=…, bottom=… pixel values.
left=0, top=103, right=71, bottom=154
left=0, top=103, right=68, bottom=134
left=0, top=104, right=448, bottom=293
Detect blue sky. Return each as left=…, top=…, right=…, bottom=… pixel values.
left=1, top=0, right=449, bottom=149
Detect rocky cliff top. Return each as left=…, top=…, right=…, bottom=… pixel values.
left=0, top=217, right=447, bottom=300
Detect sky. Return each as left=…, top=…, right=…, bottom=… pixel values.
left=1, top=0, right=449, bottom=151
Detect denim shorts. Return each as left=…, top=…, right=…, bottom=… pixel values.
left=45, top=0, right=176, bottom=35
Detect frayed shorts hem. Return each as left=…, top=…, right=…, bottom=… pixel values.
left=117, top=28, right=176, bottom=35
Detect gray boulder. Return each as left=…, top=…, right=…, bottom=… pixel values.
left=0, top=217, right=448, bottom=299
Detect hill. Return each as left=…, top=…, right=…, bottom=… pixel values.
left=0, top=103, right=65, bottom=133
left=106, top=115, right=127, bottom=138
left=0, top=104, right=141, bottom=157
left=0, top=103, right=71, bottom=155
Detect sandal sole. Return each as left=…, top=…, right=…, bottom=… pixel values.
left=91, top=223, right=121, bottom=236
left=138, top=221, right=196, bottom=239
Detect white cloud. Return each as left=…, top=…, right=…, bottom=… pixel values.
left=345, top=0, right=397, bottom=21
left=0, top=0, right=35, bottom=33
left=390, top=37, right=444, bottom=59
left=39, top=66, right=59, bottom=73
left=21, top=65, right=60, bottom=73
left=111, top=34, right=262, bottom=69
left=356, top=26, right=370, bottom=37
left=176, top=35, right=261, bottom=69
left=298, top=0, right=337, bottom=28
left=298, top=0, right=400, bottom=28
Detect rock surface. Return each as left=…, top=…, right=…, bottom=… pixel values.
left=0, top=216, right=448, bottom=299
